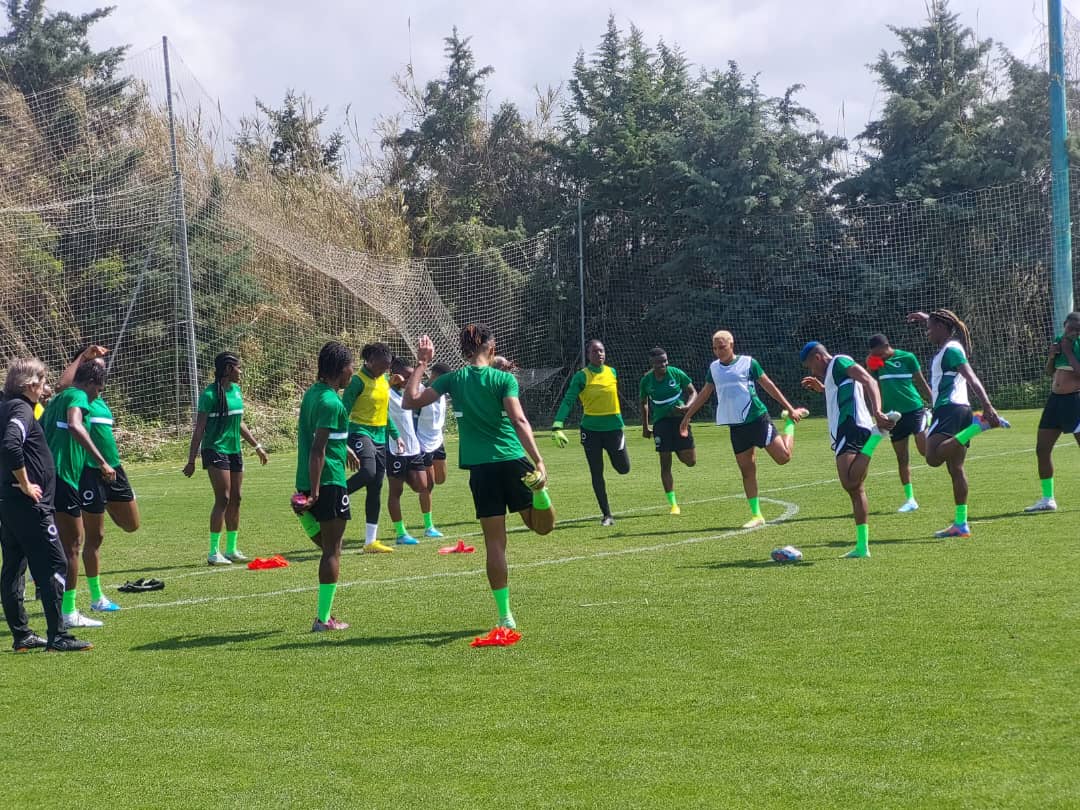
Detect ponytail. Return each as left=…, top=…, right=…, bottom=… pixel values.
left=929, top=310, right=971, bottom=353
left=213, top=352, right=239, bottom=418
left=459, top=324, right=494, bottom=359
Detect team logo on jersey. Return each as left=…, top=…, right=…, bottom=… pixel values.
left=888, top=360, right=903, bottom=368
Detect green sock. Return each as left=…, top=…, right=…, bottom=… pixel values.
left=782, top=416, right=796, bottom=437
left=748, top=496, right=762, bottom=518
left=393, top=519, right=407, bottom=537
left=209, top=531, right=222, bottom=556
left=492, top=586, right=510, bottom=619
left=954, top=421, right=983, bottom=445
left=533, top=488, right=552, bottom=510
left=225, top=530, right=239, bottom=555
left=860, top=433, right=883, bottom=456
left=955, top=504, right=968, bottom=525
left=62, top=589, right=76, bottom=614
left=855, top=523, right=869, bottom=554
left=423, top=512, right=434, bottom=530
left=87, top=576, right=103, bottom=603
left=666, top=491, right=677, bottom=506
left=1041, top=477, right=1055, bottom=499
left=317, top=582, right=337, bottom=623
left=903, top=482, right=914, bottom=500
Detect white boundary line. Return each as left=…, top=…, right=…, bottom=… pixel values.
left=138, top=446, right=1034, bottom=586
left=120, top=497, right=800, bottom=611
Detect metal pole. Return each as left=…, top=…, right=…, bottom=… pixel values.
left=1049, top=0, right=1074, bottom=328
left=577, top=197, right=586, bottom=366
left=163, top=35, right=200, bottom=422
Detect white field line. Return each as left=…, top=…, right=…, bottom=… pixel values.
left=120, top=497, right=799, bottom=611
left=139, top=446, right=1034, bottom=586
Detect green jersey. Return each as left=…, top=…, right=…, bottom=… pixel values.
left=198, top=382, right=244, bottom=454
left=296, top=381, right=350, bottom=491
left=639, top=366, right=692, bottom=425
left=431, top=366, right=525, bottom=468
left=825, top=355, right=872, bottom=442
left=553, top=365, right=624, bottom=431
left=1054, top=335, right=1080, bottom=370
left=930, top=341, right=969, bottom=408
left=86, top=396, right=121, bottom=469
left=870, top=349, right=924, bottom=414
left=42, top=386, right=91, bottom=488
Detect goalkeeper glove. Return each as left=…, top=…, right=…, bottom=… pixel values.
left=551, top=422, right=569, bottom=448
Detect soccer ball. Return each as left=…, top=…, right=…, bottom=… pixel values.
left=770, top=545, right=803, bottom=563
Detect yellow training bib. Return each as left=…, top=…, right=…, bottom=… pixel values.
left=581, top=366, right=620, bottom=417
left=349, top=371, right=390, bottom=427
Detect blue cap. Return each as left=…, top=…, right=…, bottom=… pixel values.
left=799, top=341, right=821, bottom=363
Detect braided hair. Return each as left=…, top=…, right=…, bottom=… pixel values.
left=317, top=341, right=353, bottom=383
left=928, top=309, right=971, bottom=352
left=213, top=352, right=240, bottom=419
left=460, top=324, right=494, bottom=360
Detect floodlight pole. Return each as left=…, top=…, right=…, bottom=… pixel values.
left=163, top=35, right=200, bottom=423
left=577, top=197, right=586, bottom=366
left=1049, top=0, right=1074, bottom=328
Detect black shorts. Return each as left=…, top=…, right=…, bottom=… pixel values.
left=1039, top=392, right=1080, bottom=433
left=652, top=415, right=694, bottom=453
left=54, top=480, right=82, bottom=517
left=581, top=427, right=626, bottom=454
left=467, top=458, right=535, bottom=519
left=79, top=465, right=136, bottom=514
left=832, top=418, right=872, bottom=456
left=728, top=415, right=778, bottom=455
left=387, top=453, right=427, bottom=479
left=202, top=448, right=243, bottom=472
left=348, top=433, right=386, bottom=471
left=307, top=485, right=351, bottom=524
left=928, top=404, right=974, bottom=439
left=420, top=445, right=446, bottom=467
left=890, top=408, right=928, bottom=442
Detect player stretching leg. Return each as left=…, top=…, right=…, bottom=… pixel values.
left=1026, top=312, right=1080, bottom=512
left=906, top=310, right=1008, bottom=538
left=404, top=326, right=554, bottom=632
left=681, top=330, right=806, bottom=529
left=801, top=342, right=894, bottom=558
left=551, top=340, right=630, bottom=526
left=866, top=334, right=932, bottom=513
left=639, top=348, right=696, bottom=514
left=386, top=358, right=428, bottom=545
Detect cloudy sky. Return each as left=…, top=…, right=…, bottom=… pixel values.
left=50, top=0, right=1070, bottom=156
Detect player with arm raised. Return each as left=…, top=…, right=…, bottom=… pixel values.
left=905, top=310, right=1009, bottom=539
left=403, top=326, right=554, bottom=634
left=680, top=331, right=807, bottom=528
left=551, top=340, right=630, bottom=526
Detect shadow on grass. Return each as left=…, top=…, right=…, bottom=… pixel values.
left=685, top=559, right=817, bottom=570
left=818, top=537, right=941, bottom=548
left=270, top=628, right=485, bottom=651
left=131, top=630, right=281, bottom=651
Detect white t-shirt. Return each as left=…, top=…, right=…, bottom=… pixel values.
left=416, top=388, right=446, bottom=453
left=387, top=388, right=421, bottom=457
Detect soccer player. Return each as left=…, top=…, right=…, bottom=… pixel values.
left=416, top=361, right=451, bottom=494
left=551, top=339, right=630, bottom=526
left=639, top=347, right=697, bottom=514
left=59, top=347, right=140, bottom=614
left=680, top=331, right=806, bottom=529
left=0, top=358, right=92, bottom=652
left=905, top=310, right=1008, bottom=538
left=385, top=357, right=430, bottom=545
left=294, top=341, right=356, bottom=632
left=1025, top=312, right=1080, bottom=512
left=800, top=342, right=894, bottom=558
left=866, top=333, right=933, bottom=512
left=41, top=358, right=115, bottom=628
left=403, top=325, right=555, bottom=632
left=183, top=352, right=268, bottom=565
left=342, top=343, right=404, bottom=553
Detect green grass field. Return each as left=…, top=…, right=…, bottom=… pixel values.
left=4, top=411, right=1079, bottom=808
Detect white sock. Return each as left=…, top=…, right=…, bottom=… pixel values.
left=364, top=522, right=378, bottom=544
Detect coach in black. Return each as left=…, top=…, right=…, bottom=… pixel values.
left=0, top=358, right=91, bottom=652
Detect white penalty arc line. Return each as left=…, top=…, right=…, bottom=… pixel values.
left=144, top=445, right=1035, bottom=586
left=120, top=497, right=799, bottom=611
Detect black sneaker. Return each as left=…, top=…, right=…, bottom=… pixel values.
left=46, top=635, right=93, bottom=653
left=12, top=632, right=47, bottom=653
